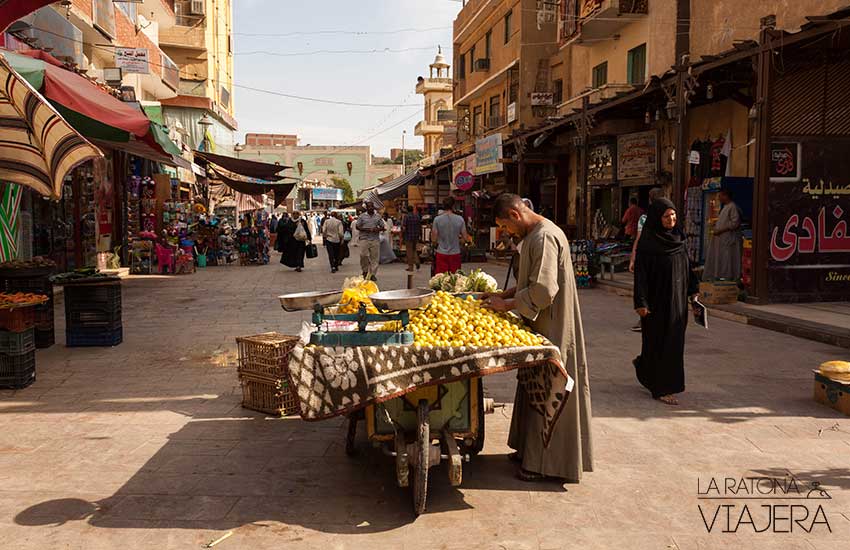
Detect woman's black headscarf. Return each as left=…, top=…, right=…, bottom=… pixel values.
left=637, top=198, right=686, bottom=256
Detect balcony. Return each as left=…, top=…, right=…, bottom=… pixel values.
left=414, top=121, right=444, bottom=136
left=487, top=115, right=506, bottom=130
left=415, top=77, right=452, bottom=94
left=141, top=0, right=177, bottom=29
left=159, top=23, right=206, bottom=51
left=578, top=0, right=648, bottom=43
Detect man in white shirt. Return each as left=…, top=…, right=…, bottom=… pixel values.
left=431, top=197, right=469, bottom=274
left=355, top=201, right=386, bottom=280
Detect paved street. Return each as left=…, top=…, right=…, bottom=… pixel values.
left=2, top=249, right=850, bottom=549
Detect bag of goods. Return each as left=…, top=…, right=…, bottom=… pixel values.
left=339, top=276, right=379, bottom=314
left=819, top=361, right=850, bottom=383
left=408, top=292, right=544, bottom=348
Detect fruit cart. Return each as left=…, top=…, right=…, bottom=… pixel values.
left=278, top=288, right=485, bottom=515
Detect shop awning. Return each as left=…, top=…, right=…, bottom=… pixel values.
left=208, top=166, right=296, bottom=208
left=194, top=150, right=290, bottom=181
left=3, top=50, right=175, bottom=162
left=0, top=53, right=101, bottom=199
left=373, top=170, right=423, bottom=201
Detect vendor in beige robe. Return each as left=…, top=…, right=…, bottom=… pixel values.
left=485, top=194, right=593, bottom=483
left=703, top=188, right=742, bottom=281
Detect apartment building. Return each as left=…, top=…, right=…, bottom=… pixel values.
left=453, top=0, right=560, bottom=147
left=160, top=0, right=237, bottom=153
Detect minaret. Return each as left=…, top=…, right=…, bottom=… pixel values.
left=415, top=47, right=454, bottom=158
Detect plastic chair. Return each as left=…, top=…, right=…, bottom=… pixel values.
left=155, top=244, right=175, bottom=274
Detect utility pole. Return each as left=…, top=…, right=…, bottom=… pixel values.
left=402, top=130, right=407, bottom=173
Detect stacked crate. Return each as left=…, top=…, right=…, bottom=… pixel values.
left=0, top=323, right=36, bottom=389
left=0, top=269, right=54, bottom=348
left=236, top=333, right=300, bottom=416
left=64, top=280, right=122, bottom=347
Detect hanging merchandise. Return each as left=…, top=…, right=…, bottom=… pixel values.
left=570, top=240, right=595, bottom=289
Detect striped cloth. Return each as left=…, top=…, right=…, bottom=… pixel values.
left=0, top=53, right=101, bottom=199
left=0, top=182, right=21, bottom=261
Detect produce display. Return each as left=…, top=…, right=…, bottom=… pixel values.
left=407, top=292, right=544, bottom=348
left=0, top=292, right=49, bottom=309
left=0, top=257, right=57, bottom=270
left=338, top=277, right=380, bottom=314
left=49, top=268, right=113, bottom=284
left=429, top=269, right=498, bottom=293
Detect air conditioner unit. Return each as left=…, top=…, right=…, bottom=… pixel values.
left=190, top=0, right=206, bottom=16
left=474, top=58, right=490, bottom=71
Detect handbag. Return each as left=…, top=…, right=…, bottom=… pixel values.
left=305, top=243, right=318, bottom=259
left=294, top=221, right=308, bottom=242
left=344, top=230, right=352, bottom=242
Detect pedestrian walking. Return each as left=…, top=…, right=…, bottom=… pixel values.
left=484, top=194, right=593, bottom=483
left=278, top=211, right=311, bottom=272
left=355, top=201, right=385, bottom=280
left=628, top=187, right=665, bottom=332
left=621, top=197, right=643, bottom=239
left=322, top=212, right=345, bottom=273
left=632, top=198, right=699, bottom=406
left=431, top=197, right=469, bottom=275
left=401, top=206, right=422, bottom=271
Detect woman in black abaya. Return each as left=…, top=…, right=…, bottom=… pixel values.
left=277, top=212, right=310, bottom=272
left=633, top=198, right=699, bottom=405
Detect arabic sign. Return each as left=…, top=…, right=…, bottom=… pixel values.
left=617, top=131, right=657, bottom=180
left=475, top=134, right=503, bottom=175
left=507, top=102, right=517, bottom=123
left=769, top=142, right=801, bottom=182
left=115, top=48, right=150, bottom=75
left=451, top=155, right=476, bottom=190
left=768, top=140, right=850, bottom=300
left=454, top=170, right=475, bottom=192
left=587, top=142, right=615, bottom=186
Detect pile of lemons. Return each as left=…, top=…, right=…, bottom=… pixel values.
left=407, top=291, right=544, bottom=348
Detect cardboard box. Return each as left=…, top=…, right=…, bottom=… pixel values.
left=813, top=371, right=850, bottom=416
left=699, top=281, right=739, bottom=305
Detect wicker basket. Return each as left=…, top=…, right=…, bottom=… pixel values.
left=236, top=332, right=300, bottom=378
left=239, top=372, right=299, bottom=416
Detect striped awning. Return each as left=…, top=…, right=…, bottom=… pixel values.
left=0, top=53, right=101, bottom=199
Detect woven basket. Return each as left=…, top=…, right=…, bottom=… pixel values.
left=236, top=332, right=300, bottom=378
left=239, top=372, right=299, bottom=416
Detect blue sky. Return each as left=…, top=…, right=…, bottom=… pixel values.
left=233, top=0, right=459, bottom=156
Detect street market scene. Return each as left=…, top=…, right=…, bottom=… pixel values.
left=0, top=1, right=849, bottom=549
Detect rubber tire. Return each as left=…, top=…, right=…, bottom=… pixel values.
left=412, top=399, right=430, bottom=515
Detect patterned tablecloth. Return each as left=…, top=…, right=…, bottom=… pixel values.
left=288, top=343, right=574, bottom=447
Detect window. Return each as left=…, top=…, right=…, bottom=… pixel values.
left=459, top=53, right=466, bottom=79
left=592, top=62, right=608, bottom=88
left=627, top=43, right=647, bottom=84
left=553, top=79, right=564, bottom=104
left=485, top=30, right=492, bottom=59
left=489, top=95, right=501, bottom=127
left=504, top=10, right=512, bottom=43
left=470, top=46, right=476, bottom=72
left=473, top=105, right=483, bottom=137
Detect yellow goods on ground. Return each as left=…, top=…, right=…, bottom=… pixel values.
left=407, top=292, right=544, bottom=347
left=819, top=361, right=850, bottom=382
left=339, top=277, right=379, bottom=314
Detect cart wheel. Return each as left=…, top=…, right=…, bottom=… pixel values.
left=412, top=399, right=430, bottom=515
left=345, top=416, right=358, bottom=456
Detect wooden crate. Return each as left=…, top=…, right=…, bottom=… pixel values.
left=239, top=373, right=299, bottom=417
left=236, top=332, right=300, bottom=378
left=814, top=371, right=850, bottom=416
left=699, top=281, right=739, bottom=305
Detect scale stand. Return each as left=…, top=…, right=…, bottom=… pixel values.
left=309, top=302, right=415, bottom=347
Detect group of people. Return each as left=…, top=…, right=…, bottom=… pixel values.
left=275, top=210, right=354, bottom=273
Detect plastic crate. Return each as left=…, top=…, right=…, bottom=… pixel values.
left=66, top=302, right=122, bottom=329
left=236, top=332, right=300, bottom=379
left=0, top=328, right=35, bottom=355
left=2, top=276, right=53, bottom=296
left=239, top=372, right=299, bottom=416
left=66, top=326, right=123, bottom=347
left=0, top=307, right=36, bottom=332
left=34, top=327, right=54, bottom=349
left=0, top=349, right=35, bottom=389
left=64, top=282, right=121, bottom=307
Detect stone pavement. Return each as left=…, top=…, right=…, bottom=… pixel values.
left=2, top=248, right=850, bottom=549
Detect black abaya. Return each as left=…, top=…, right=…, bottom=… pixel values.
left=633, top=200, right=698, bottom=399
left=278, top=218, right=308, bottom=269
